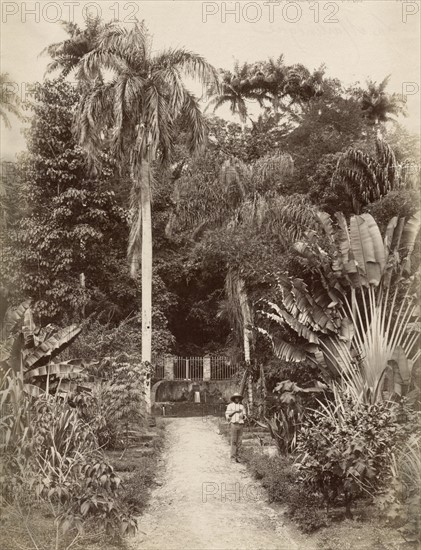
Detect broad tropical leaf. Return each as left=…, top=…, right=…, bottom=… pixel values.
left=24, top=360, right=85, bottom=380
left=24, top=325, right=81, bottom=369
left=3, top=300, right=31, bottom=338
left=256, top=327, right=308, bottom=362
left=258, top=211, right=420, bottom=403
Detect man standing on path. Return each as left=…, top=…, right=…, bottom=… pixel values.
left=225, top=392, right=247, bottom=463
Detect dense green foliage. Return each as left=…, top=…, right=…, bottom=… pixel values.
left=1, top=17, right=420, bottom=542
left=0, top=372, right=137, bottom=539
left=1, top=78, right=176, bottom=357
left=297, top=399, right=413, bottom=514
left=2, top=79, right=133, bottom=322
left=2, top=57, right=419, bottom=357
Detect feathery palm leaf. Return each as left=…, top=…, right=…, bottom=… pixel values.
left=41, top=17, right=105, bottom=76
left=0, top=73, right=23, bottom=128
left=361, top=76, right=406, bottom=125
left=334, top=139, right=409, bottom=213
left=207, top=58, right=324, bottom=122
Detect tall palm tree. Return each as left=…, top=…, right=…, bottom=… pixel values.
left=360, top=76, right=406, bottom=133
left=0, top=73, right=22, bottom=128
left=73, top=21, right=218, bottom=413
left=41, top=17, right=104, bottom=76
left=207, top=57, right=324, bottom=124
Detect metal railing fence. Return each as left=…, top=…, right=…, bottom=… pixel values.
left=152, top=355, right=239, bottom=381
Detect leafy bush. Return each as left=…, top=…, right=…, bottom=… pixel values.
left=286, top=490, right=328, bottom=534
left=296, top=393, right=412, bottom=517
left=0, top=371, right=137, bottom=539
left=71, top=385, right=117, bottom=449
left=242, top=448, right=327, bottom=533
left=366, top=188, right=420, bottom=233
left=120, top=457, right=157, bottom=514
left=74, top=355, right=147, bottom=450
left=376, top=431, right=421, bottom=544
left=264, top=379, right=328, bottom=455
left=244, top=448, right=295, bottom=502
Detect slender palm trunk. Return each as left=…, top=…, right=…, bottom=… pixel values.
left=140, top=163, right=153, bottom=415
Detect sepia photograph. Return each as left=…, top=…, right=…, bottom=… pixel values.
left=0, top=1, right=420, bottom=549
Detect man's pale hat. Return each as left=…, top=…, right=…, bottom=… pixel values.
left=230, top=392, right=243, bottom=401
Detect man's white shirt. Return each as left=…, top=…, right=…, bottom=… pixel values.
left=225, top=402, right=246, bottom=424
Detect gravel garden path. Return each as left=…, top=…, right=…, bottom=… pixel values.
left=129, top=417, right=311, bottom=550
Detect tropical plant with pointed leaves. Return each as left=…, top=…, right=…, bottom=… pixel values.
left=257, top=211, right=421, bottom=404
left=0, top=73, right=23, bottom=128
left=69, top=21, right=219, bottom=412
left=333, top=138, right=411, bottom=214
left=0, top=301, right=87, bottom=397
left=0, top=369, right=137, bottom=538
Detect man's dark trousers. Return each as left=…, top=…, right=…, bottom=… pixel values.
left=230, top=422, right=243, bottom=459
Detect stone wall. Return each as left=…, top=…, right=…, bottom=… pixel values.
left=151, top=379, right=239, bottom=405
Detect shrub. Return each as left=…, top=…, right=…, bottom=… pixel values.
left=72, top=385, right=117, bottom=449
left=264, top=379, right=328, bottom=455
left=244, top=449, right=295, bottom=502
left=241, top=448, right=327, bottom=533
left=366, top=188, right=420, bottom=233
left=286, top=490, right=328, bottom=534
left=120, top=457, right=157, bottom=514
left=0, top=371, right=137, bottom=539
left=73, top=355, right=147, bottom=450
left=376, top=431, right=421, bottom=544
left=296, top=394, right=412, bottom=517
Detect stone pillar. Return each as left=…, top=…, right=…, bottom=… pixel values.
left=164, top=355, right=174, bottom=380
left=203, top=355, right=211, bottom=381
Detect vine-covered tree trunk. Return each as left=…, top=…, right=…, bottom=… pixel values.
left=239, top=369, right=248, bottom=396
left=247, top=373, right=253, bottom=415
left=260, top=362, right=267, bottom=418
left=237, top=277, right=253, bottom=415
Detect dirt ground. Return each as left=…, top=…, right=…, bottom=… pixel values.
left=128, top=417, right=311, bottom=550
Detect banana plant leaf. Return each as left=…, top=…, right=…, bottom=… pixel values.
left=262, top=307, right=320, bottom=344
left=24, top=359, right=85, bottom=380
left=390, top=346, right=412, bottom=386
left=365, top=213, right=386, bottom=273
left=390, top=217, right=405, bottom=260
left=256, top=327, right=307, bottom=362
left=335, top=212, right=351, bottom=264
left=400, top=212, right=421, bottom=274
left=24, top=325, right=82, bottom=369
left=350, top=214, right=377, bottom=285
left=24, top=383, right=45, bottom=398
left=4, top=300, right=31, bottom=338
left=383, top=216, right=398, bottom=258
